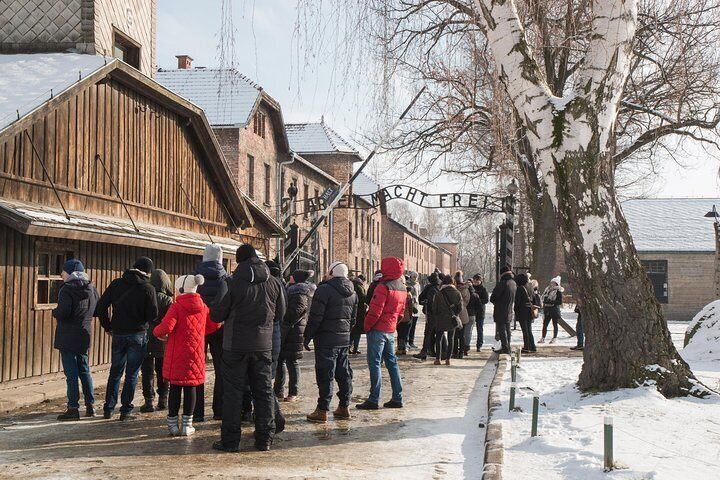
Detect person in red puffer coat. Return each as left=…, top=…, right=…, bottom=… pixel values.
left=154, top=273, right=219, bottom=437
left=356, top=257, right=407, bottom=410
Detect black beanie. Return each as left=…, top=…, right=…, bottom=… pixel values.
left=291, top=269, right=313, bottom=284
left=428, top=272, right=440, bottom=285
left=236, top=244, right=257, bottom=263
left=500, top=265, right=511, bottom=275
left=441, top=274, right=453, bottom=285
left=265, top=260, right=281, bottom=278
left=133, top=256, right=154, bottom=275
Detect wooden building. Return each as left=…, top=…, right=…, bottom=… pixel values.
left=0, top=53, right=283, bottom=385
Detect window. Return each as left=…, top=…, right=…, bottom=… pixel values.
left=264, top=163, right=271, bottom=205
left=113, top=28, right=141, bottom=70
left=323, top=248, right=328, bottom=274
left=253, top=111, right=267, bottom=138
left=355, top=210, right=359, bottom=238
left=641, top=260, right=669, bottom=304
left=348, top=222, right=353, bottom=252
left=360, top=214, right=365, bottom=240
left=303, top=184, right=310, bottom=218
left=36, top=246, right=75, bottom=308
left=247, top=154, right=255, bottom=198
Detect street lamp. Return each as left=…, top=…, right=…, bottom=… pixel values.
left=704, top=205, right=719, bottom=223
left=507, top=179, right=519, bottom=196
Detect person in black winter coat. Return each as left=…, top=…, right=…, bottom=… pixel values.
left=210, top=245, right=283, bottom=453
left=490, top=266, right=516, bottom=354
left=53, top=259, right=100, bottom=421
left=265, top=260, right=288, bottom=435
left=514, top=274, right=537, bottom=353
left=304, top=261, right=357, bottom=423
left=139, top=269, right=173, bottom=414
left=191, top=244, right=229, bottom=422
left=414, top=272, right=441, bottom=361
left=349, top=275, right=368, bottom=355
left=274, top=270, right=315, bottom=401
left=470, top=274, right=489, bottom=351
left=95, top=256, right=158, bottom=420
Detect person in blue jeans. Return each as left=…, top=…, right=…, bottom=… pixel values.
left=53, top=259, right=100, bottom=421
left=95, top=257, right=158, bottom=421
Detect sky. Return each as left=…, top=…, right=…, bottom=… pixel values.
left=157, top=0, right=720, bottom=199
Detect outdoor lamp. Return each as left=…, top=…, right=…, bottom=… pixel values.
left=704, top=205, right=719, bottom=223
left=287, top=184, right=298, bottom=198
left=507, top=179, right=519, bottom=196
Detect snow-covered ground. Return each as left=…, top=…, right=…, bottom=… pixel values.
left=496, top=319, right=720, bottom=479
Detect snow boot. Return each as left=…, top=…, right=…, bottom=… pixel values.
left=166, top=416, right=180, bottom=436
left=333, top=406, right=351, bottom=420
left=57, top=408, right=80, bottom=421
left=306, top=408, right=329, bottom=423
left=140, top=398, right=155, bottom=413
left=180, top=415, right=195, bottom=436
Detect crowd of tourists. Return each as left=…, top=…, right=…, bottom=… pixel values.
left=51, top=245, right=581, bottom=452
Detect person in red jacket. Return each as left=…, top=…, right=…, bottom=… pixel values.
left=154, top=273, right=219, bottom=437
left=356, top=257, right=407, bottom=410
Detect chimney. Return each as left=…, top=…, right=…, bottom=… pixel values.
left=176, top=55, right=193, bottom=69
left=420, top=227, right=428, bottom=237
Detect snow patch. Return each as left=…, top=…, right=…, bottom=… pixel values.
left=682, top=300, right=720, bottom=363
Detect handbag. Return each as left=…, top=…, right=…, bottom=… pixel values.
left=439, top=288, right=463, bottom=330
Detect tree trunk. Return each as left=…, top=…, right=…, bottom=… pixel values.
left=530, top=190, right=559, bottom=286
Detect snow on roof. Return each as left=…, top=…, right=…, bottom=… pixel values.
left=0, top=53, right=111, bottom=133
left=156, top=68, right=262, bottom=127
left=286, top=122, right=359, bottom=156
left=432, top=235, right=458, bottom=244
left=622, top=198, right=719, bottom=252
left=352, top=172, right=380, bottom=196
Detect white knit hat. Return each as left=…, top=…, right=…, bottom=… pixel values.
left=551, top=276, right=562, bottom=287
left=175, top=274, right=205, bottom=294
left=328, top=261, right=349, bottom=278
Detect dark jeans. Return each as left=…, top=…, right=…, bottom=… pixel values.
left=141, top=356, right=166, bottom=400
left=274, top=356, right=300, bottom=397
left=396, top=322, right=411, bottom=350
left=420, top=318, right=437, bottom=356
left=60, top=350, right=94, bottom=409
left=350, top=332, right=362, bottom=352
left=519, top=319, right=536, bottom=351
left=314, top=346, right=353, bottom=411
left=168, top=384, right=196, bottom=417
left=194, top=330, right=224, bottom=419
left=408, top=315, right=419, bottom=345
left=104, top=333, right=147, bottom=414
left=435, top=329, right=454, bottom=361
left=476, top=315, right=485, bottom=349
left=221, top=350, right=275, bottom=448
left=542, top=314, right=559, bottom=339
left=496, top=321, right=510, bottom=352
left=576, top=314, right=584, bottom=347
left=453, top=326, right=465, bottom=358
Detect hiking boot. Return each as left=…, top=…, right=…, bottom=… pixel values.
left=396, top=349, right=407, bottom=356
left=139, top=398, right=155, bottom=413
left=180, top=415, right=195, bottom=436
left=166, top=416, right=180, bottom=436
left=57, top=408, right=80, bottom=421
left=306, top=408, right=329, bottom=423
left=212, top=441, right=239, bottom=453
left=383, top=400, right=403, bottom=409
left=355, top=400, right=379, bottom=410
left=119, top=412, right=135, bottom=421
left=157, top=395, right=168, bottom=411
left=445, top=358, right=451, bottom=366
left=85, top=405, right=96, bottom=418
left=333, top=406, right=351, bottom=420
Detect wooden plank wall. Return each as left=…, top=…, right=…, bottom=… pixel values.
left=0, top=224, right=204, bottom=384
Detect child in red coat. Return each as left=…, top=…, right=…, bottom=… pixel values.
left=154, top=274, right=219, bottom=436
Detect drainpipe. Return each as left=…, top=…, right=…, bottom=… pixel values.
left=277, top=151, right=296, bottom=261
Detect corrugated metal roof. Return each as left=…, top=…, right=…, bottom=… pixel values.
left=286, top=122, right=358, bottom=155
left=0, top=53, right=111, bottom=133
left=156, top=68, right=261, bottom=126
left=622, top=198, right=719, bottom=252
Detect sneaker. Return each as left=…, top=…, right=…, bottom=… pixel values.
left=521, top=348, right=530, bottom=354
left=306, top=408, right=329, bottom=423
left=333, top=406, right=351, bottom=419
left=194, top=416, right=205, bottom=423
left=212, top=441, right=239, bottom=453
left=85, top=406, right=96, bottom=418
left=383, top=400, right=403, bottom=409
left=476, top=347, right=482, bottom=352
left=355, top=400, right=379, bottom=410
left=549, top=338, right=557, bottom=344
left=119, top=412, right=135, bottom=421
left=408, top=343, right=417, bottom=349
left=57, top=408, right=80, bottom=421
left=396, top=349, right=407, bottom=356
left=284, top=395, right=299, bottom=403
left=538, top=338, right=545, bottom=344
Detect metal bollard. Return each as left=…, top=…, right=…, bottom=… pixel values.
left=511, top=356, right=517, bottom=382
left=516, top=348, right=521, bottom=366
left=604, top=416, right=614, bottom=471
left=531, top=394, right=539, bottom=437
left=509, top=382, right=516, bottom=411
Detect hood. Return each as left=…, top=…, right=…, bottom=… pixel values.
left=288, top=282, right=317, bottom=297
left=174, top=293, right=206, bottom=314
left=327, top=276, right=355, bottom=298
left=380, top=257, right=404, bottom=281
left=234, top=256, right=269, bottom=284
left=123, top=269, right=150, bottom=285
left=64, top=271, right=90, bottom=287
left=516, top=273, right=529, bottom=287
left=456, top=283, right=469, bottom=293
left=150, top=269, right=173, bottom=296
left=196, top=260, right=228, bottom=281
left=500, top=272, right=514, bottom=282
left=428, top=272, right=441, bottom=286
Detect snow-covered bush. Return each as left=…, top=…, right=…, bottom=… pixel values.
left=682, top=300, right=720, bottom=362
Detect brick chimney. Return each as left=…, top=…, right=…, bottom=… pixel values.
left=176, top=55, right=193, bottom=69
left=420, top=227, right=428, bottom=237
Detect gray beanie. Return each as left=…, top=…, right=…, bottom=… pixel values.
left=203, top=244, right=223, bottom=263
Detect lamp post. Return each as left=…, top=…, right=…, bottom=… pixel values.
left=497, top=179, right=519, bottom=280
left=705, top=205, right=720, bottom=298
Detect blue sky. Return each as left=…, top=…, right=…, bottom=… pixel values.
left=157, top=0, right=720, bottom=198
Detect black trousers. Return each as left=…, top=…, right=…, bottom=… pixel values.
left=476, top=314, right=485, bottom=349
left=453, top=326, right=465, bottom=358
left=194, top=329, right=224, bottom=420
left=435, top=330, right=454, bottom=361
left=496, top=321, right=511, bottom=352
left=519, top=318, right=536, bottom=351
left=396, top=322, right=411, bottom=349
left=420, top=318, right=437, bottom=356
left=141, top=356, right=166, bottom=400
left=314, top=346, right=353, bottom=411
left=408, top=316, right=419, bottom=345
left=542, top=314, right=559, bottom=339
left=168, top=384, right=196, bottom=417
left=221, top=350, right=275, bottom=448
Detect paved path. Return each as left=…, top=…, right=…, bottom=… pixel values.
left=0, top=332, right=493, bottom=479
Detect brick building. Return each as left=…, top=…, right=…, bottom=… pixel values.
left=432, top=236, right=459, bottom=274
left=1, top=0, right=157, bottom=78
left=381, top=216, right=440, bottom=276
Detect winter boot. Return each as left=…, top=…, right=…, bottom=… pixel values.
left=85, top=405, right=96, bottom=418
left=166, top=416, right=180, bottom=436
left=180, top=415, right=195, bottom=436
left=119, top=412, right=136, bottom=421
left=383, top=399, right=403, bottom=409
left=333, top=406, right=351, bottom=420
left=355, top=400, right=379, bottom=410
left=306, top=408, right=329, bottom=423
left=57, top=408, right=80, bottom=421
left=157, top=394, right=168, bottom=411
left=413, top=353, right=427, bottom=361
left=433, top=359, right=442, bottom=365
left=139, top=397, right=155, bottom=413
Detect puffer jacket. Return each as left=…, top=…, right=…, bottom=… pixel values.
left=95, top=269, right=158, bottom=334
left=364, top=257, right=407, bottom=333
left=456, top=283, right=471, bottom=326
left=431, top=284, right=463, bottom=332
left=148, top=270, right=173, bottom=357
left=418, top=282, right=440, bottom=328
left=304, top=277, right=358, bottom=348
left=154, top=293, right=220, bottom=386
left=210, top=257, right=282, bottom=353
left=195, top=260, right=229, bottom=306
left=52, top=272, right=100, bottom=355
left=513, top=274, right=533, bottom=323
left=281, top=282, right=316, bottom=359
left=491, top=272, right=517, bottom=323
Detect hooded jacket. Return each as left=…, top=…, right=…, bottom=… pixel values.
left=490, top=272, right=517, bottom=324
left=456, top=283, right=471, bottom=326
left=418, top=274, right=441, bottom=324
left=467, top=283, right=489, bottom=317
left=154, top=293, right=220, bottom=386
left=281, top=281, right=316, bottom=359
left=513, top=274, right=534, bottom=323
left=148, top=270, right=174, bottom=357
left=52, top=272, right=100, bottom=354
left=210, top=257, right=282, bottom=353
left=195, top=260, right=229, bottom=307
left=364, top=257, right=407, bottom=333
left=430, top=284, right=463, bottom=332
left=95, top=269, right=158, bottom=335
left=304, top=276, right=358, bottom=348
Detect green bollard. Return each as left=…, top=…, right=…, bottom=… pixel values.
left=511, top=356, right=517, bottom=382
left=531, top=394, right=539, bottom=437
left=604, top=416, right=614, bottom=471
left=509, top=382, right=516, bottom=411
left=516, top=348, right=521, bottom=366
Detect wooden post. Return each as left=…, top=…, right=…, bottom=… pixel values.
left=509, top=382, right=516, bottom=411
left=604, top=416, right=614, bottom=471
left=531, top=394, right=539, bottom=437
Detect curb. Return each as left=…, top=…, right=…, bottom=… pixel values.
left=482, top=352, right=509, bottom=480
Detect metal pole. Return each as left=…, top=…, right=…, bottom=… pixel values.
left=604, top=416, right=614, bottom=471
left=509, top=381, right=516, bottom=411
left=95, top=154, right=140, bottom=233
left=511, top=356, right=517, bottom=382
left=24, top=130, right=71, bottom=221
left=516, top=347, right=521, bottom=366
left=531, top=395, right=539, bottom=437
